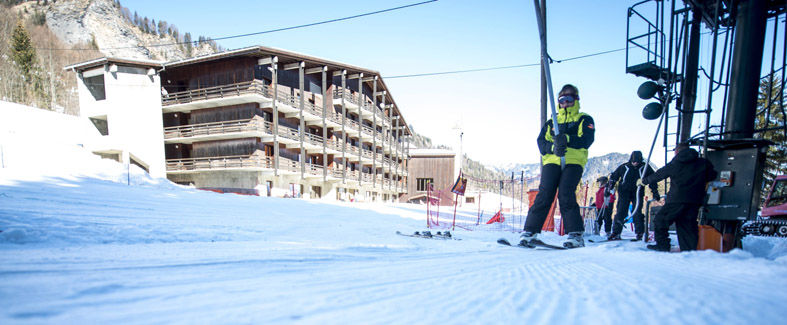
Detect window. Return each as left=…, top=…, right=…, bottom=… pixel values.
left=85, top=75, right=106, bottom=101
left=416, top=178, right=434, bottom=192
left=89, top=117, right=109, bottom=136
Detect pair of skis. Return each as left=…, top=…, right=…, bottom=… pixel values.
left=396, top=230, right=455, bottom=240
left=498, top=236, right=642, bottom=249
left=496, top=238, right=569, bottom=250
left=588, top=237, right=640, bottom=243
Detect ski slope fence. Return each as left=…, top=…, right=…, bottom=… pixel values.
left=426, top=173, right=528, bottom=232
left=426, top=173, right=600, bottom=235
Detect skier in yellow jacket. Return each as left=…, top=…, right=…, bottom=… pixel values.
left=520, top=84, right=595, bottom=248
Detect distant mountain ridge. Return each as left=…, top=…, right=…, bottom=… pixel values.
left=409, top=127, right=635, bottom=188
left=490, top=152, right=633, bottom=185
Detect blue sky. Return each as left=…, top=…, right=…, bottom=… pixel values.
left=121, top=0, right=782, bottom=168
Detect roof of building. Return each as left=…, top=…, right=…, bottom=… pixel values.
left=409, top=148, right=456, bottom=157
left=63, top=57, right=164, bottom=72
left=64, top=45, right=411, bottom=135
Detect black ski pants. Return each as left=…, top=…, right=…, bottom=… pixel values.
left=652, top=202, right=700, bottom=251
left=524, top=164, right=584, bottom=234
left=612, top=190, right=645, bottom=235
left=596, top=204, right=613, bottom=233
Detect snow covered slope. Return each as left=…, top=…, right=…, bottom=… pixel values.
left=1, top=102, right=787, bottom=324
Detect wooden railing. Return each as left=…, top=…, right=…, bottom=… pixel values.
left=162, top=80, right=269, bottom=106
left=333, top=89, right=359, bottom=106
left=361, top=124, right=375, bottom=138
left=303, top=133, right=324, bottom=147
left=166, top=155, right=274, bottom=171
left=361, top=148, right=374, bottom=160
left=163, top=119, right=271, bottom=139
left=275, top=124, right=300, bottom=142
left=302, top=101, right=324, bottom=118
left=346, top=118, right=360, bottom=131
left=327, top=111, right=344, bottom=125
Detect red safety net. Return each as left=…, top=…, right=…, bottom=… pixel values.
left=426, top=172, right=530, bottom=232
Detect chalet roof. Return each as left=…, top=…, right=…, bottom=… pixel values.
left=63, top=57, right=164, bottom=72
left=64, top=45, right=411, bottom=136
left=409, top=148, right=456, bottom=157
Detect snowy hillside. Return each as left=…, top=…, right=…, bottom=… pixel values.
left=2, top=102, right=787, bottom=324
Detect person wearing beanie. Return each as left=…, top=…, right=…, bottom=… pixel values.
left=607, top=150, right=660, bottom=241
left=520, top=84, right=595, bottom=248
left=638, top=142, right=718, bottom=252
left=594, top=176, right=615, bottom=235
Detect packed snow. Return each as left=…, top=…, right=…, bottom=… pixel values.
left=2, top=101, right=787, bottom=324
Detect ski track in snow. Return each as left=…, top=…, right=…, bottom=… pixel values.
left=1, top=177, right=787, bottom=323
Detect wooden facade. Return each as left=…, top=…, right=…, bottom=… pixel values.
left=406, top=149, right=456, bottom=205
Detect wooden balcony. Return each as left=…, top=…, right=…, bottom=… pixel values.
left=166, top=155, right=274, bottom=173
left=164, top=118, right=274, bottom=144
left=344, top=119, right=360, bottom=136
left=360, top=148, right=374, bottom=164
left=166, top=154, right=328, bottom=178
left=360, top=124, right=374, bottom=141
left=162, top=81, right=397, bottom=145
left=284, top=100, right=324, bottom=124
left=359, top=102, right=375, bottom=119
left=333, top=89, right=360, bottom=111
left=162, top=80, right=271, bottom=113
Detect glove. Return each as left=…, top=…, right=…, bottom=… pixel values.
left=553, top=133, right=567, bottom=157
left=636, top=179, right=645, bottom=187
left=653, top=190, right=661, bottom=200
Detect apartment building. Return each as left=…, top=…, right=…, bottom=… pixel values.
left=65, top=46, right=411, bottom=202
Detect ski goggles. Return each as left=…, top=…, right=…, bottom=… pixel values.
left=558, top=94, right=579, bottom=104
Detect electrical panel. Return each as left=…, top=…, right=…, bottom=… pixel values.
left=705, top=147, right=767, bottom=221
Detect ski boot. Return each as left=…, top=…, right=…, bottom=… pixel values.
left=421, top=231, right=433, bottom=238
left=607, top=232, right=621, bottom=241
left=647, top=244, right=670, bottom=252
left=635, top=233, right=644, bottom=241
left=518, top=232, right=537, bottom=248
left=564, top=231, right=585, bottom=248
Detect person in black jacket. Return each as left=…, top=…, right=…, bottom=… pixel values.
left=607, top=151, right=660, bottom=241
left=638, top=142, right=718, bottom=252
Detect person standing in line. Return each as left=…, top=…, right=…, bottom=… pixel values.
left=638, top=142, right=718, bottom=252
left=607, top=151, right=660, bottom=241
left=594, top=176, right=615, bottom=235
left=520, top=84, right=595, bottom=248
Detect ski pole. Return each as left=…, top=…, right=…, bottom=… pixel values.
left=532, top=0, right=564, bottom=169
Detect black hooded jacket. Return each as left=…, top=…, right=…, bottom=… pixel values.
left=610, top=151, right=658, bottom=196
left=642, top=148, right=718, bottom=204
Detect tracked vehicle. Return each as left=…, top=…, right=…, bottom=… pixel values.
left=743, top=176, right=787, bottom=237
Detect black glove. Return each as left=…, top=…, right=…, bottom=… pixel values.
left=653, top=190, right=661, bottom=200
left=553, top=133, right=567, bottom=157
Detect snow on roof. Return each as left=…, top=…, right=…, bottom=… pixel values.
left=409, top=148, right=456, bottom=157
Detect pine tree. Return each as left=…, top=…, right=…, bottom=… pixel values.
left=183, top=32, right=192, bottom=57
left=11, top=21, right=36, bottom=81
left=157, top=20, right=167, bottom=38
left=755, top=76, right=787, bottom=200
